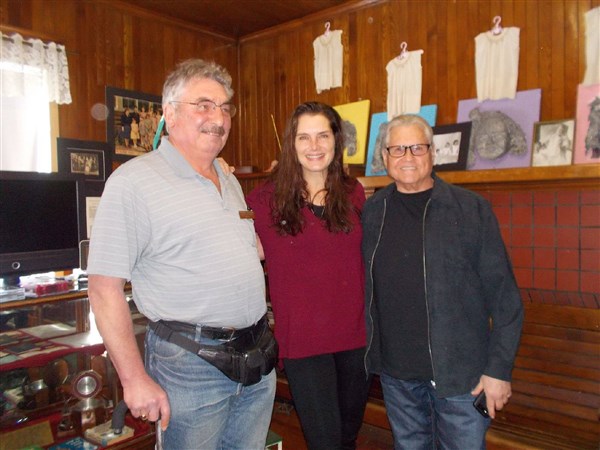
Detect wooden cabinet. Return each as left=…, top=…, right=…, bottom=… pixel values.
left=0, top=289, right=154, bottom=449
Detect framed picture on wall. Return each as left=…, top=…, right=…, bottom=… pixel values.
left=431, top=122, right=471, bottom=172
left=57, top=138, right=110, bottom=181
left=457, top=88, right=542, bottom=170
left=573, top=83, right=600, bottom=164
left=531, top=119, right=575, bottom=167
left=333, top=100, right=371, bottom=165
left=106, top=86, right=164, bottom=162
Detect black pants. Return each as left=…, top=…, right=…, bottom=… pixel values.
left=283, top=347, right=370, bottom=450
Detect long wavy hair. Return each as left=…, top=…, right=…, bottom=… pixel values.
left=270, top=101, right=358, bottom=236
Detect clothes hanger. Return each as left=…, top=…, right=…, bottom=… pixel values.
left=491, top=16, right=503, bottom=35
left=398, top=41, right=408, bottom=60
left=324, top=22, right=331, bottom=37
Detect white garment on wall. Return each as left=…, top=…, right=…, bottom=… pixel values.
left=474, top=27, right=520, bottom=102
left=386, top=50, right=424, bottom=120
left=583, top=6, right=600, bottom=85
left=313, top=29, right=343, bottom=94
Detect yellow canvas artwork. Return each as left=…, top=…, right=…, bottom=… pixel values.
left=334, top=100, right=371, bottom=165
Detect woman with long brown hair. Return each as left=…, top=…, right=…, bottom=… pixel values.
left=247, top=102, right=369, bottom=450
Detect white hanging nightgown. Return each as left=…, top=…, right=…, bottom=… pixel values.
left=475, top=27, right=520, bottom=101
left=583, top=6, right=600, bottom=85
left=386, top=50, right=424, bottom=120
left=313, top=30, right=343, bottom=94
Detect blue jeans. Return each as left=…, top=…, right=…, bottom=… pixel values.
left=380, top=373, right=490, bottom=450
left=145, top=326, right=276, bottom=450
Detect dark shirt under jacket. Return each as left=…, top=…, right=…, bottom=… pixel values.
left=373, top=188, right=433, bottom=381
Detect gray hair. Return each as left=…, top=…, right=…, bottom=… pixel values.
left=386, top=114, right=434, bottom=146
left=162, top=59, right=234, bottom=108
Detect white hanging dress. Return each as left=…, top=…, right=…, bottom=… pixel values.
left=583, top=6, right=600, bottom=85
left=313, top=30, right=343, bottom=94
left=475, top=27, right=520, bottom=101
left=386, top=50, right=424, bottom=120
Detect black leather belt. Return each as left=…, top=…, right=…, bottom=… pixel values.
left=151, top=315, right=266, bottom=341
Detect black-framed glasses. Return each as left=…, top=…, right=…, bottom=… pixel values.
left=385, top=143, right=431, bottom=158
left=171, top=99, right=237, bottom=117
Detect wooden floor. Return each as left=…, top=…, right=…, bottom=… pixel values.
left=269, top=400, right=394, bottom=450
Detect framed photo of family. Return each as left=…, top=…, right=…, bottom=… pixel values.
left=57, top=138, right=110, bottom=182
left=431, top=122, right=471, bottom=172
left=531, top=119, right=575, bottom=167
left=105, top=86, right=164, bottom=162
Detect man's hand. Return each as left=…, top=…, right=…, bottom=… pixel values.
left=471, top=375, right=512, bottom=419
left=123, top=373, right=171, bottom=430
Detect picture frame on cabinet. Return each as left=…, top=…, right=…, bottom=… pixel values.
left=431, top=122, right=471, bottom=172
left=57, top=138, right=110, bottom=182
left=531, top=119, right=575, bottom=167
left=573, top=83, right=600, bottom=164
left=106, top=86, right=164, bottom=162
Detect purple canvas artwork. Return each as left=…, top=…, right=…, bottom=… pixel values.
left=457, top=89, right=541, bottom=170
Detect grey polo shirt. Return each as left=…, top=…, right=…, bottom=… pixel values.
left=87, top=137, right=266, bottom=328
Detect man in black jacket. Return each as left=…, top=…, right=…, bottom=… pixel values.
left=362, top=114, right=523, bottom=449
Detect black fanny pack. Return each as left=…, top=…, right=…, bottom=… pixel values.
left=148, top=315, right=278, bottom=386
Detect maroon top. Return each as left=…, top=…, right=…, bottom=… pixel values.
left=247, top=181, right=366, bottom=359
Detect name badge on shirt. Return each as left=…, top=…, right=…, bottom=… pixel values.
left=239, top=210, right=255, bottom=219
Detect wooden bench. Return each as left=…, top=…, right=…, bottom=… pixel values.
left=486, top=302, right=599, bottom=449
left=276, top=302, right=600, bottom=449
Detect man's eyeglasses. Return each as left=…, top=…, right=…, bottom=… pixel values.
left=385, top=144, right=431, bottom=158
left=171, top=99, right=237, bottom=117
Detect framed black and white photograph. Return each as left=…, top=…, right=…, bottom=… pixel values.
left=431, top=122, right=471, bottom=172
left=57, top=138, right=110, bottom=181
left=106, top=86, right=164, bottom=162
left=531, top=119, right=575, bottom=167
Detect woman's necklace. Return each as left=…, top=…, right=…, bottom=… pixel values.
left=308, top=203, right=325, bottom=218
left=308, top=189, right=326, bottom=219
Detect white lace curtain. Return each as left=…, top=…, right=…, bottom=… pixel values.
left=1, top=32, right=72, bottom=104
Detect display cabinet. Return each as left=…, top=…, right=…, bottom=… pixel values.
left=0, top=288, right=154, bottom=449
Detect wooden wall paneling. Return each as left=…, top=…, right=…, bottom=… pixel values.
left=563, top=1, right=579, bottom=119
left=577, top=0, right=594, bottom=98
left=538, top=0, right=554, bottom=122
left=239, top=40, right=259, bottom=166
left=254, top=41, right=274, bottom=168
left=299, top=26, right=314, bottom=109
left=551, top=1, right=566, bottom=119
left=453, top=0, right=477, bottom=121
left=425, top=0, right=441, bottom=112
left=445, top=1, right=458, bottom=124
left=273, top=35, right=289, bottom=162
left=122, top=15, right=134, bottom=88
left=346, top=11, right=359, bottom=102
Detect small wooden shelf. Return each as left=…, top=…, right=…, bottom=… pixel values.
left=357, top=163, right=600, bottom=195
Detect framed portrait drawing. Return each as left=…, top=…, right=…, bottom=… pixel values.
left=57, top=138, right=110, bottom=181
left=531, top=119, right=575, bottom=167
left=573, top=83, right=600, bottom=164
left=432, top=122, right=471, bottom=172
left=106, top=86, right=164, bottom=162
left=333, top=100, right=371, bottom=165
left=457, top=88, right=541, bottom=170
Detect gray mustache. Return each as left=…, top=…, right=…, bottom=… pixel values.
left=201, top=125, right=226, bottom=136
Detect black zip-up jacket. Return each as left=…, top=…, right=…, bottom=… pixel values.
left=362, top=174, right=523, bottom=397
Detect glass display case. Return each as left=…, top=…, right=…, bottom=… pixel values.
left=0, top=288, right=154, bottom=449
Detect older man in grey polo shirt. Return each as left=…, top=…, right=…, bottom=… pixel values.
left=87, top=59, right=275, bottom=450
